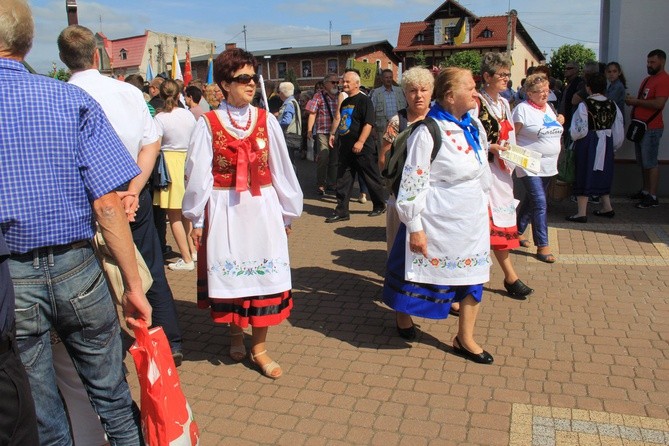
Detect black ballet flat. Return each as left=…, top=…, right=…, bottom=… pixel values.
left=566, top=215, right=588, bottom=223
left=593, top=209, right=615, bottom=218
left=396, top=323, right=417, bottom=341
left=452, top=336, right=494, bottom=364
left=503, top=279, right=534, bottom=297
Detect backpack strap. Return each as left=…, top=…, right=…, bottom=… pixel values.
left=397, top=108, right=409, bottom=132
left=411, top=116, right=442, bottom=163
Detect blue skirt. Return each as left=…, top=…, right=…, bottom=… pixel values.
left=573, top=131, right=614, bottom=196
left=382, top=224, right=483, bottom=319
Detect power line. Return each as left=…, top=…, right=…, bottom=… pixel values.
left=521, top=20, right=598, bottom=44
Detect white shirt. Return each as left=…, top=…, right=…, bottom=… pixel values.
left=69, top=69, right=158, bottom=161
left=154, top=108, right=197, bottom=151
left=512, top=101, right=563, bottom=177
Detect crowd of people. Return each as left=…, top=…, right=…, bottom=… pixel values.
left=2, top=0, right=669, bottom=443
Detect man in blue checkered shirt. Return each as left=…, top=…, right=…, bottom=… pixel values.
left=0, top=1, right=151, bottom=444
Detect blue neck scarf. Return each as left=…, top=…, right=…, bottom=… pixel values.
left=428, top=103, right=482, bottom=164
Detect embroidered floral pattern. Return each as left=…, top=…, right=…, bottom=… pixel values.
left=209, top=257, right=289, bottom=277
left=397, top=164, right=430, bottom=202
left=412, top=252, right=491, bottom=270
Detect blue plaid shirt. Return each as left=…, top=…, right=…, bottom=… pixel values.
left=0, top=58, right=140, bottom=254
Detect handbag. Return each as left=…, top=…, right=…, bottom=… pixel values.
left=627, top=77, right=662, bottom=142
left=92, top=230, right=153, bottom=303
left=130, top=323, right=200, bottom=446
left=557, top=141, right=576, bottom=184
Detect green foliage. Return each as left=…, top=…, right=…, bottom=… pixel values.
left=440, top=50, right=482, bottom=76
left=414, top=50, right=427, bottom=68
left=48, top=68, right=71, bottom=82
left=548, top=44, right=597, bottom=82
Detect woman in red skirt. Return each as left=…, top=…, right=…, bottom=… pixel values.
left=183, top=48, right=303, bottom=379
left=478, top=53, right=533, bottom=298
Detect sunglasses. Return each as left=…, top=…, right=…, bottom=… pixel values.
left=230, top=74, right=259, bottom=84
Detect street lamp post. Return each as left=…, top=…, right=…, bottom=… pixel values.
left=66, top=0, right=78, bottom=26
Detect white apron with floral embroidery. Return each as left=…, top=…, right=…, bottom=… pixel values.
left=396, top=118, right=492, bottom=286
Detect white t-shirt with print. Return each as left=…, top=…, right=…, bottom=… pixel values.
left=511, top=101, right=563, bottom=177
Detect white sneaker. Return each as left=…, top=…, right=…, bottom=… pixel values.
left=168, top=259, right=195, bottom=271
left=358, top=193, right=367, bottom=204
left=191, top=252, right=198, bottom=262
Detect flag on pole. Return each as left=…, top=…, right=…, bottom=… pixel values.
left=171, top=47, right=183, bottom=81
left=206, top=55, right=214, bottom=84
left=146, top=59, right=154, bottom=81
left=183, top=51, right=192, bottom=86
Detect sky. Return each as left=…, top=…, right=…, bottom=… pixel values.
left=26, top=0, right=601, bottom=75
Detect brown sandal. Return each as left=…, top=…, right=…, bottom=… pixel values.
left=249, top=350, right=282, bottom=379
left=229, top=331, right=246, bottom=362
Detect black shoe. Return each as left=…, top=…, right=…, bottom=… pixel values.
left=629, top=190, right=646, bottom=200
left=396, top=323, right=416, bottom=340
left=368, top=207, right=387, bottom=217
left=635, top=195, right=659, bottom=208
left=316, top=188, right=325, bottom=196
left=452, top=336, right=494, bottom=364
left=593, top=209, right=615, bottom=218
left=172, top=350, right=183, bottom=367
left=504, top=279, right=534, bottom=297
left=588, top=195, right=600, bottom=204
left=325, top=214, right=350, bottom=223
left=448, top=308, right=460, bottom=317
left=566, top=215, right=588, bottom=223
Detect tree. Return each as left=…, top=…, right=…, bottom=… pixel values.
left=47, top=68, right=71, bottom=82
left=440, top=50, right=482, bottom=76
left=548, top=43, right=596, bottom=82
left=414, top=50, right=427, bottom=68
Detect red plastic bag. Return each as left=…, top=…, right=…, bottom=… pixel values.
left=129, top=323, right=200, bottom=445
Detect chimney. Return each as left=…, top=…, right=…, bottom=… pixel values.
left=341, top=34, right=352, bottom=46
left=225, top=42, right=237, bottom=51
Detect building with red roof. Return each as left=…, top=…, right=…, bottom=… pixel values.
left=95, top=30, right=215, bottom=81
left=395, top=0, right=545, bottom=85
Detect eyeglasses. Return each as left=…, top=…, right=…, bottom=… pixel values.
left=328, top=80, right=339, bottom=84
left=230, top=74, right=259, bottom=84
left=494, top=72, right=511, bottom=79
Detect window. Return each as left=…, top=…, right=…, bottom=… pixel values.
left=327, top=58, right=338, bottom=74
left=301, top=60, right=312, bottom=78
left=277, top=61, right=287, bottom=79
left=376, top=60, right=381, bottom=71
left=481, top=28, right=493, bottom=38
left=417, top=33, right=424, bottom=42
left=119, top=48, right=127, bottom=61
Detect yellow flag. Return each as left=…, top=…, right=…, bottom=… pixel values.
left=350, top=60, right=377, bottom=89
left=171, top=47, right=182, bottom=80
left=454, top=18, right=467, bottom=46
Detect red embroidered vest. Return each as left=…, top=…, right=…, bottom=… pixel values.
left=204, top=109, right=271, bottom=196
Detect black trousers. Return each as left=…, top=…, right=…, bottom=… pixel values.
left=132, top=188, right=183, bottom=350
left=153, top=205, right=169, bottom=254
left=334, top=147, right=386, bottom=217
left=0, top=330, right=39, bottom=446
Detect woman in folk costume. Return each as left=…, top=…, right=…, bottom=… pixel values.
left=183, top=48, right=303, bottom=379
left=476, top=52, right=533, bottom=298
left=382, top=67, right=494, bottom=364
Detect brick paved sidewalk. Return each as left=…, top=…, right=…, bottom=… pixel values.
left=128, top=159, right=669, bottom=445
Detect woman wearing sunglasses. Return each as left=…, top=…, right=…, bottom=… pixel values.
left=183, top=48, right=303, bottom=379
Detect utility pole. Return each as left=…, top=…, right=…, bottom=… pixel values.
left=243, top=25, right=247, bottom=50
left=65, top=0, right=78, bottom=26
left=506, top=8, right=516, bottom=58
left=329, top=21, right=333, bottom=46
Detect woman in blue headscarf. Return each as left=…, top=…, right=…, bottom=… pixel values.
left=383, top=67, right=494, bottom=364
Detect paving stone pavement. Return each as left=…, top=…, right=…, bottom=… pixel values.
left=126, top=158, right=669, bottom=445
